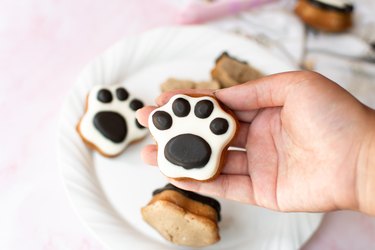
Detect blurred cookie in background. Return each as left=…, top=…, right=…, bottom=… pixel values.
left=161, top=78, right=220, bottom=92
left=211, top=52, right=264, bottom=88
left=141, top=183, right=221, bottom=247
left=295, top=0, right=354, bottom=32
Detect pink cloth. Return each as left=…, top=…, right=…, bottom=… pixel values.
left=0, top=0, right=374, bottom=249
left=177, top=0, right=277, bottom=24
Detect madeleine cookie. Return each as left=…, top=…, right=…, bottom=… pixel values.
left=141, top=184, right=221, bottom=247
left=77, top=85, right=148, bottom=157
left=161, top=78, right=220, bottom=92
left=295, top=0, right=354, bottom=32
left=148, top=94, right=237, bottom=181
left=211, top=52, right=263, bottom=88
left=160, top=78, right=195, bottom=92
left=194, top=80, right=220, bottom=90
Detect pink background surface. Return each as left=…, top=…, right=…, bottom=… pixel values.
left=1, top=0, right=374, bottom=249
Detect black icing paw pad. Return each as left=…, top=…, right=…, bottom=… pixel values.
left=149, top=94, right=236, bottom=180
left=93, top=111, right=127, bottom=143
left=78, top=85, right=148, bottom=157
left=165, top=134, right=211, bottom=169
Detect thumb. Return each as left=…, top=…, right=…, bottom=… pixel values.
left=214, top=71, right=317, bottom=111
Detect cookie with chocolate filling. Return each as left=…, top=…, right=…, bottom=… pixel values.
left=141, top=184, right=221, bottom=247
left=211, top=52, right=264, bottom=88
left=295, top=0, right=354, bottom=32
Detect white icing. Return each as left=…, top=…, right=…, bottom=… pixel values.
left=315, top=0, right=352, bottom=9
left=148, top=94, right=237, bottom=181
left=78, top=85, right=148, bottom=156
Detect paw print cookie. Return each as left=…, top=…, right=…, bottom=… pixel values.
left=148, top=94, right=237, bottom=181
left=77, top=85, right=147, bottom=157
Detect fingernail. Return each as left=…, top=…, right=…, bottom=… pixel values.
left=135, top=109, right=140, bottom=119
left=135, top=108, right=145, bottom=118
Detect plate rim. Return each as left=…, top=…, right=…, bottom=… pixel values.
left=57, top=25, right=321, bottom=250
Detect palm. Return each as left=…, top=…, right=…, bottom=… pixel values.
left=138, top=71, right=371, bottom=213
left=245, top=81, right=362, bottom=212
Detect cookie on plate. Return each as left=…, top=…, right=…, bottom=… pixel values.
left=77, top=84, right=148, bottom=157
left=211, top=52, right=264, bottom=88
left=148, top=94, right=237, bottom=181
left=295, top=0, right=354, bottom=32
left=141, top=183, right=221, bottom=247
left=160, top=78, right=220, bottom=92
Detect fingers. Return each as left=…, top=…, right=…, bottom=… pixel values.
left=139, top=71, right=314, bottom=126
left=141, top=144, right=157, bottom=166
left=136, top=106, right=156, bottom=128
left=234, top=110, right=259, bottom=123
left=169, top=174, right=255, bottom=204
left=214, top=71, right=316, bottom=111
left=230, top=122, right=249, bottom=148
left=221, top=150, right=248, bottom=175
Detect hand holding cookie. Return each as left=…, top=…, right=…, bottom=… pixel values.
left=148, top=93, right=238, bottom=181
left=137, top=71, right=375, bottom=215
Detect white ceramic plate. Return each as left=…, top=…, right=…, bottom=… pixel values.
left=58, top=26, right=323, bottom=250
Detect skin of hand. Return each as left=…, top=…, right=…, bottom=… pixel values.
left=136, top=71, right=375, bottom=215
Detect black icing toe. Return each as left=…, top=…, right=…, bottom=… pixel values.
left=194, top=100, right=214, bottom=118
left=172, top=98, right=191, bottom=117
left=116, top=87, right=129, bottom=101
left=129, top=99, right=144, bottom=111
left=97, top=89, right=113, bottom=103
left=152, top=111, right=172, bottom=130
left=210, top=118, right=229, bottom=135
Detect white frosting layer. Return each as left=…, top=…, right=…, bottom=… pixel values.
left=315, top=0, right=352, bottom=9
left=78, top=85, right=148, bottom=156
left=148, top=94, right=237, bottom=181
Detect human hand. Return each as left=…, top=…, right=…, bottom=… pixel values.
left=137, top=71, right=375, bottom=215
